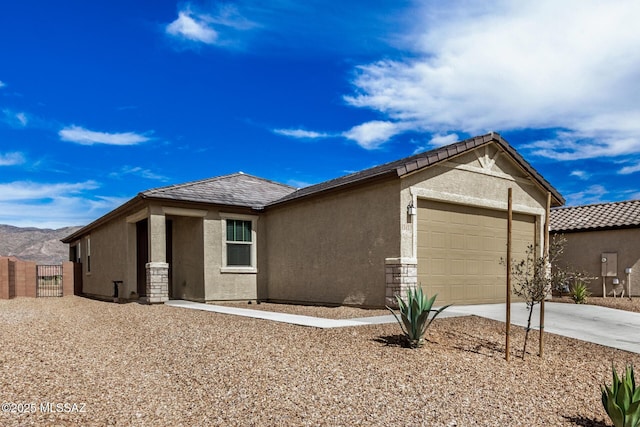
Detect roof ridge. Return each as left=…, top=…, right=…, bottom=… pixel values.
left=143, top=172, right=294, bottom=196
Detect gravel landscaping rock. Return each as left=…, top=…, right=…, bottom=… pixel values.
left=1, top=296, right=639, bottom=426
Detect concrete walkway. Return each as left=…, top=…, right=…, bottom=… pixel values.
left=165, top=300, right=640, bottom=354
left=165, top=300, right=398, bottom=328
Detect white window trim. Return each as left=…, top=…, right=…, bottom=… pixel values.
left=220, top=213, right=258, bottom=274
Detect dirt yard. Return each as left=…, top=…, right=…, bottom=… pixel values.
left=1, top=296, right=638, bottom=426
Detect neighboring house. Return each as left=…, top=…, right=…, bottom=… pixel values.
left=550, top=200, right=640, bottom=297
left=62, top=132, right=564, bottom=307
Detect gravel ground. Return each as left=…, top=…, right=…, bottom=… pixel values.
left=2, top=297, right=639, bottom=426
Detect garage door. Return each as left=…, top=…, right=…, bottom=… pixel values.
left=417, top=199, right=536, bottom=305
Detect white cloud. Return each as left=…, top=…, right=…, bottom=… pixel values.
left=0, top=181, right=122, bottom=228
left=619, top=162, right=640, bottom=175
left=59, top=125, right=150, bottom=146
left=166, top=10, right=218, bottom=44
left=343, top=0, right=640, bottom=158
left=411, top=133, right=460, bottom=154
left=165, top=3, right=258, bottom=48
left=2, top=109, right=29, bottom=128
left=273, top=128, right=331, bottom=139
left=570, top=170, right=591, bottom=180
left=0, top=152, right=26, bottom=166
left=15, top=112, right=27, bottom=126
left=110, top=166, right=168, bottom=181
left=341, top=121, right=404, bottom=150
left=0, top=181, right=99, bottom=201
left=428, top=133, right=459, bottom=148
left=564, top=184, right=609, bottom=206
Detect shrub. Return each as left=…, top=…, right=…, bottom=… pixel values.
left=386, top=287, right=451, bottom=348
left=601, top=364, right=640, bottom=427
left=571, top=281, right=591, bottom=304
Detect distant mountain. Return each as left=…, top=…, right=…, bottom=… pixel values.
left=0, top=224, right=83, bottom=264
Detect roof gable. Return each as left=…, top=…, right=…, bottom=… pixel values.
left=143, top=172, right=296, bottom=209
left=551, top=199, right=640, bottom=232
left=271, top=132, right=564, bottom=206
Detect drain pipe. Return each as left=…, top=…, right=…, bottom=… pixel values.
left=627, top=268, right=633, bottom=298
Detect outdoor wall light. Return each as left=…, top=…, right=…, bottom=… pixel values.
left=407, top=202, right=417, bottom=217
left=612, top=278, right=620, bottom=285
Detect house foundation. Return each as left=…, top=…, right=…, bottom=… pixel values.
left=385, top=258, right=418, bottom=307
left=146, top=262, right=169, bottom=303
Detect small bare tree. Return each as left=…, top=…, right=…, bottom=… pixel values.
left=501, top=234, right=583, bottom=359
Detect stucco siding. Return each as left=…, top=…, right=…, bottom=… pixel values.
left=203, top=212, right=258, bottom=301
left=400, top=145, right=548, bottom=261
left=80, top=218, right=128, bottom=298
left=556, top=228, right=640, bottom=297
left=171, top=216, right=205, bottom=301
left=263, top=178, right=400, bottom=307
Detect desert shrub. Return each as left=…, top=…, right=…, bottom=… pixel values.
left=601, top=364, right=640, bottom=427
left=386, top=287, right=451, bottom=348
left=571, top=281, right=591, bottom=304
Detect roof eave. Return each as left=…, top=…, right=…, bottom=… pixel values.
left=61, top=194, right=146, bottom=243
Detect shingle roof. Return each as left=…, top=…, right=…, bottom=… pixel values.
left=271, top=132, right=564, bottom=206
left=62, top=132, right=564, bottom=243
left=142, top=172, right=296, bottom=209
left=61, top=173, right=295, bottom=243
left=550, top=199, right=640, bottom=232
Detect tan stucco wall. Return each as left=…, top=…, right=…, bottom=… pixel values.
left=171, top=215, right=205, bottom=301
left=69, top=200, right=260, bottom=302
left=400, top=144, right=549, bottom=261
left=555, top=228, right=640, bottom=297
left=203, top=211, right=257, bottom=301
left=262, top=178, right=400, bottom=307
left=79, top=217, right=129, bottom=298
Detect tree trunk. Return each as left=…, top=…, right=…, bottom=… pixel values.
left=522, top=305, right=534, bottom=360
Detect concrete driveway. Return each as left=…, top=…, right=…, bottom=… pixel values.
left=444, top=302, right=640, bottom=354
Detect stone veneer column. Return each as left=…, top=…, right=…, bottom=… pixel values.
left=385, top=258, right=418, bottom=307
left=146, top=262, right=169, bottom=303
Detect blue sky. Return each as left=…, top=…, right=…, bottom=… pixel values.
left=1, top=0, right=639, bottom=228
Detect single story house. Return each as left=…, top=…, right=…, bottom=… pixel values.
left=550, top=200, right=640, bottom=297
left=62, top=132, right=564, bottom=307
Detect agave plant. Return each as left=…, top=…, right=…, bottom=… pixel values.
left=571, top=281, right=591, bottom=304
left=386, top=287, right=451, bottom=348
left=601, top=364, right=640, bottom=427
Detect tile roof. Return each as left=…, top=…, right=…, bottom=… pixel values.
left=550, top=199, right=640, bottom=232
left=271, top=132, right=564, bottom=206
left=142, top=172, right=296, bottom=209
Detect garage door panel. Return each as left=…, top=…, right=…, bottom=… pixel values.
left=417, top=199, right=536, bottom=305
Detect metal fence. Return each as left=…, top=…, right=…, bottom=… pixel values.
left=36, top=265, right=63, bottom=297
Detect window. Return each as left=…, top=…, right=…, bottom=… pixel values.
left=221, top=214, right=257, bottom=272
left=226, top=219, right=252, bottom=266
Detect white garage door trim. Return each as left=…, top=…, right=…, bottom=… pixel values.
left=417, top=199, right=537, bottom=305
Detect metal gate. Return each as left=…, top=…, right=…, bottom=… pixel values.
left=37, top=265, right=63, bottom=297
